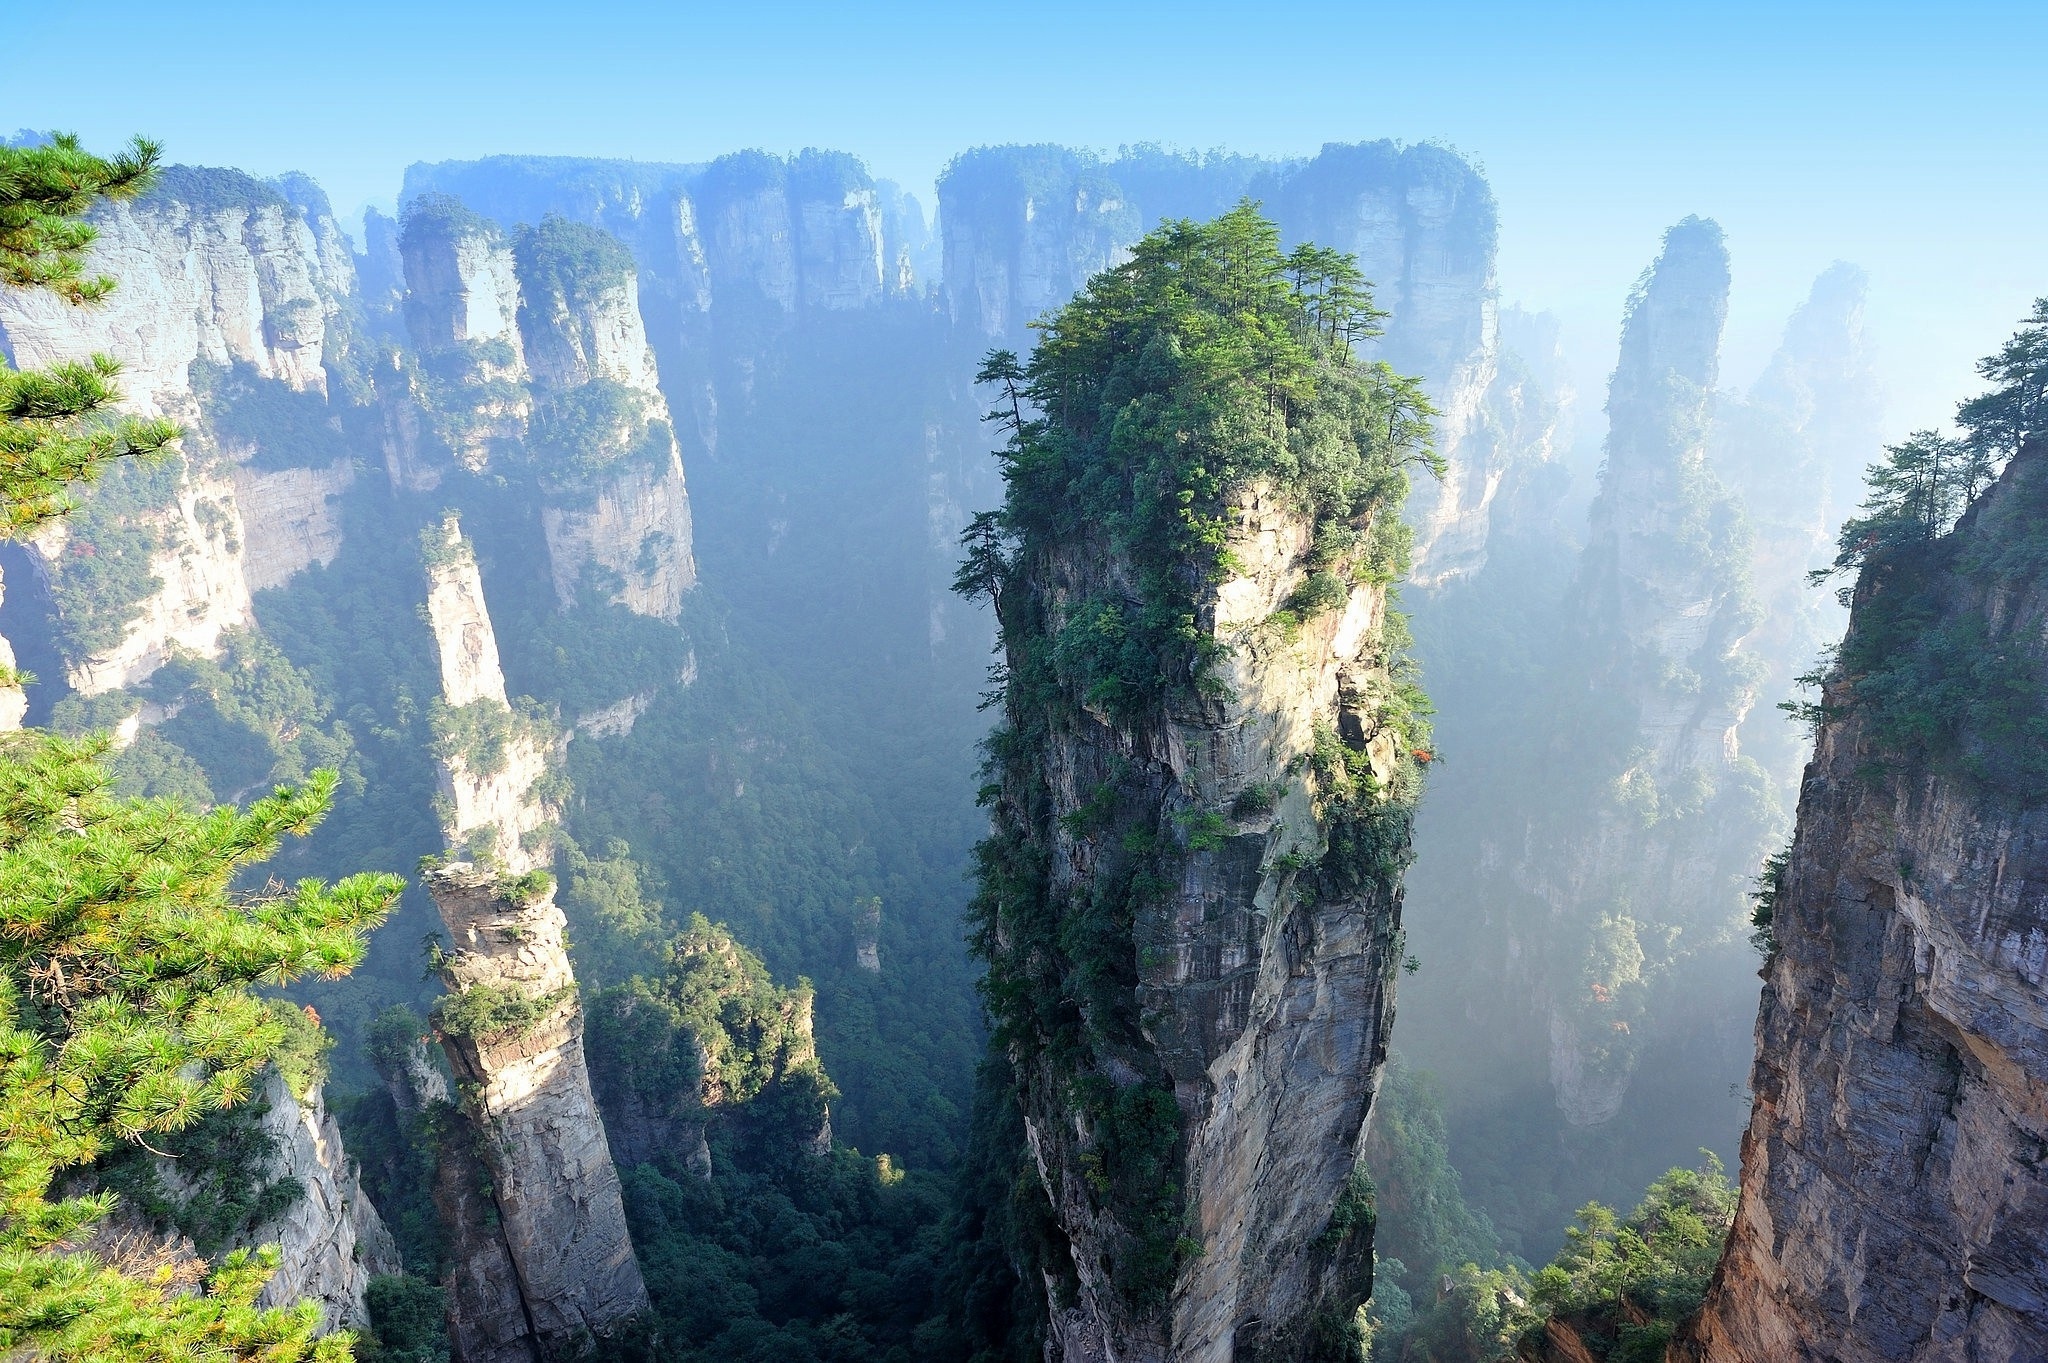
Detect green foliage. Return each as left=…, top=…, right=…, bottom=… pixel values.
left=1367, top=1060, right=1504, bottom=1291
left=497, top=868, right=553, bottom=905
left=525, top=379, right=670, bottom=490
left=1815, top=430, right=1993, bottom=586
left=417, top=514, right=473, bottom=572
left=578, top=914, right=949, bottom=1362
left=512, top=214, right=635, bottom=310
left=0, top=133, right=163, bottom=301
left=360, top=1274, right=449, bottom=1363
left=1520, top=1156, right=1737, bottom=1362
left=559, top=836, right=668, bottom=985
left=427, top=695, right=554, bottom=779
left=1955, top=297, right=2048, bottom=463
left=40, top=447, right=183, bottom=657
left=192, top=360, right=349, bottom=471
left=143, top=628, right=363, bottom=804
left=966, top=201, right=1437, bottom=723
left=430, top=981, right=568, bottom=1045
left=1813, top=307, right=2048, bottom=800
left=0, top=352, right=182, bottom=543
left=1, top=135, right=181, bottom=542
left=264, top=998, right=335, bottom=1101
left=0, top=731, right=398, bottom=1360
left=1749, top=844, right=1791, bottom=955
left=91, top=1084, right=302, bottom=1258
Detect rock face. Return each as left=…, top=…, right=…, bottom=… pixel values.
left=0, top=166, right=362, bottom=692
left=1678, top=440, right=2048, bottom=1363
left=988, top=478, right=1415, bottom=1359
left=401, top=198, right=524, bottom=357
left=1511, top=217, right=1774, bottom=1127
left=243, top=1069, right=402, bottom=1329
left=424, top=516, right=509, bottom=708
left=513, top=216, right=696, bottom=617
left=421, top=516, right=557, bottom=872
left=853, top=895, right=881, bottom=973
left=233, top=460, right=354, bottom=592
left=402, top=150, right=927, bottom=322
left=0, top=167, right=348, bottom=417
left=584, top=918, right=833, bottom=1181
left=428, top=865, right=648, bottom=1362
left=30, top=462, right=256, bottom=694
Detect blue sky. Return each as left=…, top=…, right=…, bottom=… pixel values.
left=9, top=0, right=2044, bottom=436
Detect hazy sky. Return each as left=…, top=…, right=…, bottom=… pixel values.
left=9, top=0, right=2044, bottom=440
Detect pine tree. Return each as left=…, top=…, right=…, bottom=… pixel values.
left=0, top=135, right=400, bottom=1361
left=0, top=134, right=179, bottom=537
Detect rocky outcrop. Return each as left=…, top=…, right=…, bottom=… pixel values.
left=537, top=455, right=694, bottom=618
left=974, top=254, right=1426, bottom=1354
left=243, top=1069, right=402, bottom=1329
left=401, top=197, right=524, bottom=356
left=512, top=216, right=696, bottom=617
left=854, top=895, right=881, bottom=973
left=427, top=864, right=648, bottom=1361
left=1510, top=217, right=1775, bottom=1128
left=32, top=461, right=257, bottom=695
left=403, top=149, right=920, bottom=319
left=0, top=166, right=349, bottom=417
left=584, top=916, right=833, bottom=1180
left=422, top=516, right=557, bottom=872
left=424, top=516, right=508, bottom=708
left=0, top=166, right=363, bottom=690
left=397, top=196, right=530, bottom=473
left=1677, top=440, right=2048, bottom=1363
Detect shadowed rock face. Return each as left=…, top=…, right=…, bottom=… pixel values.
left=1678, top=441, right=2048, bottom=1363
left=428, top=865, right=647, bottom=1362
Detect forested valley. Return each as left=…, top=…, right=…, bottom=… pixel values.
left=2, top=122, right=2044, bottom=1363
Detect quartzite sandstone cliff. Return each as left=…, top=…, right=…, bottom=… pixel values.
left=1679, top=440, right=2048, bottom=1363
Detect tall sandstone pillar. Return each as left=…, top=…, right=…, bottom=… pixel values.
left=966, top=212, right=1430, bottom=1363
left=418, top=513, right=645, bottom=1359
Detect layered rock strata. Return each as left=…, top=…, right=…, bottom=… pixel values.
left=428, top=865, right=648, bottom=1361
left=1677, top=439, right=2048, bottom=1363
